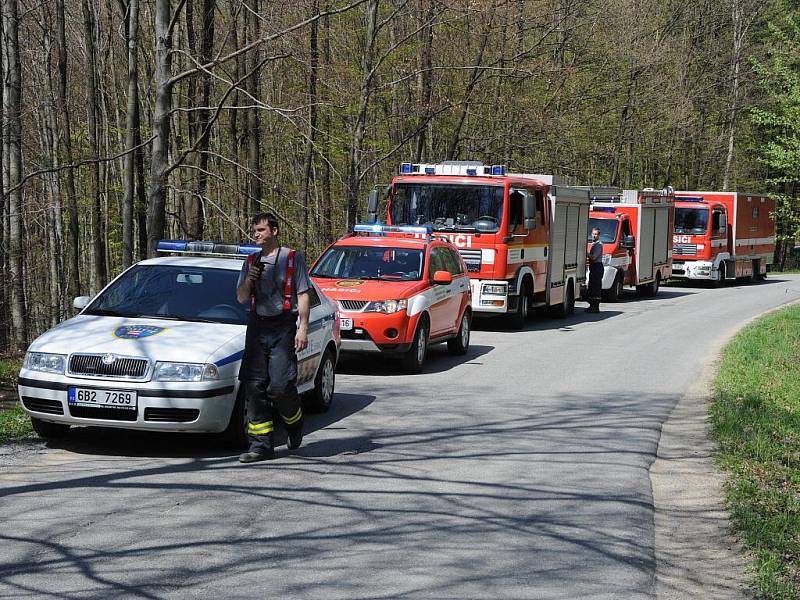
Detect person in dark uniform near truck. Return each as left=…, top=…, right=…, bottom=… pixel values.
left=587, top=227, right=604, bottom=313
left=236, top=212, right=312, bottom=463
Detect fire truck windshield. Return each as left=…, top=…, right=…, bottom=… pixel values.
left=674, top=207, right=709, bottom=234
left=391, top=183, right=504, bottom=233
left=312, top=246, right=424, bottom=281
left=588, top=218, right=618, bottom=243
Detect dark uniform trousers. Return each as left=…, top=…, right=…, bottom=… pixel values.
left=588, top=262, right=604, bottom=311
left=239, top=312, right=303, bottom=453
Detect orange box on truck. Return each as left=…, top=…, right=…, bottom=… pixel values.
left=672, top=191, right=775, bottom=284
left=366, top=161, right=591, bottom=328
left=587, top=188, right=675, bottom=300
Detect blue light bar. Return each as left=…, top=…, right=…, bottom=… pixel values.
left=425, top=166, right=435, bottom=174
left=353, top=224, right=431, bottom=235
left=157, top=239, right=262, bottom=256
left=157, top=240, right=188, bottom=252
left=466, top=168, right=477, bottom=176
left=491, top=165, right=506, bottom=176
left=679, top=196, right=705, bottom=203
left=400, top=162, right=413, bottom=174
left=593, top=207, right=616, bottom=213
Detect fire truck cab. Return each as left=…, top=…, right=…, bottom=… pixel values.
left=369, top=161, right=590, bottom=328
left=587, top=188, right=674, bottom=300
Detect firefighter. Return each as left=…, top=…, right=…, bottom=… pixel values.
left=587, top=227, right=603, bottom=313
left=235, top=212, right=311, bottom=463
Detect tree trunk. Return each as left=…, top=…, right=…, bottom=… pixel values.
left=345, top=0, right=379, bottom=230
left=82, top=0, right=106, bottom=292
left=301, top=0, right=320, bottom=255
left=56, top=0, right=81, bottom=296
left=414, top=0, right=434, bottom=163
left=245, top=0, right=262, bottom=212
left=1, top=0, right=26, bottom=350
left=120, top=0, right=141, bottom=268
left=147, top=0, right=174, bottom=257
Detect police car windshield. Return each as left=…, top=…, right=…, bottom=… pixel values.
left=674, top=207, right=709, bottom=234
left=84, top=264, right=248, bottom=325
left=391, top=183, right=503, bottom=233
left=588, top=218, right=618, bottom=243
left=312, top=246, right=424, bottom=281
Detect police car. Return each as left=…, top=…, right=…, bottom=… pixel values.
left=17, top=240, right=340, bottom=446
left=311, top=224, right=472, bottom=372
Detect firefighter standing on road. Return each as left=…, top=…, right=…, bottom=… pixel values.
left=587, top=227, right=603, bottom=313
left=236, top=212, right=312, bottom=463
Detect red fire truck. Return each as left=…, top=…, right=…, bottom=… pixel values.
left=587, top=188, right=675, bottom=300
left=367, top=161, right=591, bottom=327
left=671, top=191, right=775, bottom=284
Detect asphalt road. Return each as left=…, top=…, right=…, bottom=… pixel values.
left=2, top=275, right=799, bottom=599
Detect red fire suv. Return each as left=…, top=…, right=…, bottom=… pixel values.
left=311, top=224, right=472, bottom=372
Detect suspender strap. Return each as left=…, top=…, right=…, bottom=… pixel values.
left=246, top=251, right=261, bottom=313
left=283, top=249, right=296, bottom=312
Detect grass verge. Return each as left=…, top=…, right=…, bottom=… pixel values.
left=711, top=303, right=800, bottom=599
left=0, top=405, right=32, bottom=442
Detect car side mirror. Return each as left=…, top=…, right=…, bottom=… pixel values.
left=73, top=296, right=91, bottom=310
left=367, top=190, right=379, bottom=224
left=432, top=270, right=453, bottom=285
left=523, top=195, right=536, bottom=229
left=622, top=235, right=635, bottom=249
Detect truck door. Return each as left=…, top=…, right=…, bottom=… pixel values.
left=711, top=208, right=728, bottom=256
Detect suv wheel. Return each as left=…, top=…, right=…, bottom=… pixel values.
left=447, top=311, right=471, bottom=355
left=402, top=319, right=429, bottom=373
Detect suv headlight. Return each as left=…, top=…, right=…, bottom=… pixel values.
left=153, top=362, right=219, bottom=381
left=483, top=284, right=507, bottom=296
left=364, top=299, right=407, bottom=314
left=23, top=352, right=66, bottom=374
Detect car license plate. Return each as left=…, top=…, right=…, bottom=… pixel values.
left=340, top=317, right=353, bottom=331
left=68, top=387, right=137, bottom=410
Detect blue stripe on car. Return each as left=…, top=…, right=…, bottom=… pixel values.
left=213, top=316, right=328, bottom=367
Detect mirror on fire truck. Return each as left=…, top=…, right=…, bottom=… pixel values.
left=366, top=190, right=379, bottom=223
left=523, top=193, right=537, bottom=230
left=621, top=234, right=636, bottom=249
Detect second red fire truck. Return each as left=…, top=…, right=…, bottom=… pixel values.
left=586, top=188, right=675, bottom=300
left=367, top=161, right=591, bottom=328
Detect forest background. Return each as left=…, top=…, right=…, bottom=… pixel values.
left=1, top=0, right=799, bottom=353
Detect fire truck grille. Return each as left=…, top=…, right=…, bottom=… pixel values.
left=459, top=249, right=482, bottom=273
left=339, top=300, right=369, bottom=312
left=674, top=244, right=697, bottom=256
left=69, top=354, right=149, bottom=379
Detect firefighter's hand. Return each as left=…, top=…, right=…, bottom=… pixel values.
left=295, top=326, right=308, bottom=352
left=247, top=263, right=263, bottom=283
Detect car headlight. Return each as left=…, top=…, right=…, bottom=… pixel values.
left=364, top=299, right=408, bottom=314
left=602, top=254, right=612, bottom=266
left=483, top=284, right=507, bottom=296
left=153, top=362, right=219, bottom=381
left=23, top=352, right=66, bottom=374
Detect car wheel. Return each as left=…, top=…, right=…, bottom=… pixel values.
left=220, top=389, right=248, bottom=449
left=402, top=318, right=429, bottom=373
left=31, top=417, right=70, bottom=439
left=447, top=310, right=471, bottom=356
left=304, top=347, right=336, bottom=413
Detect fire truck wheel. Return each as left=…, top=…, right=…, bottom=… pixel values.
left=714, top=263, right=727, bottom=288
left=30, top=417, right=70, bottom=439
left=605, top=272, right=623, bottom=302
left=220, top=388, right=248, bottom=449
left=553, top=282, right=575, bottom=318
left=644, top=272, right=661, bottom=297
left=447, top=310, right=471, bottom=355
left=303, top=348, right=336, bottom=413
left=402, top=318, right=429, bottom=373
left=509, top=282, right=531, bottom=329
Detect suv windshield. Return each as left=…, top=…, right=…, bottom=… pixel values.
left=84, top=264, right=248, bottom=325
left=391, top=183, right=504, bottom=233
left=674, top=207, right=709, bottom=234
left=312, top=246, right=424, bottom=281
left=588, top=218, right=618, bottom=243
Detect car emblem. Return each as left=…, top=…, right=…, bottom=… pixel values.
left=336, top=280, right=364, bottom=287
left=101, top=353, right=116, bottom=365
